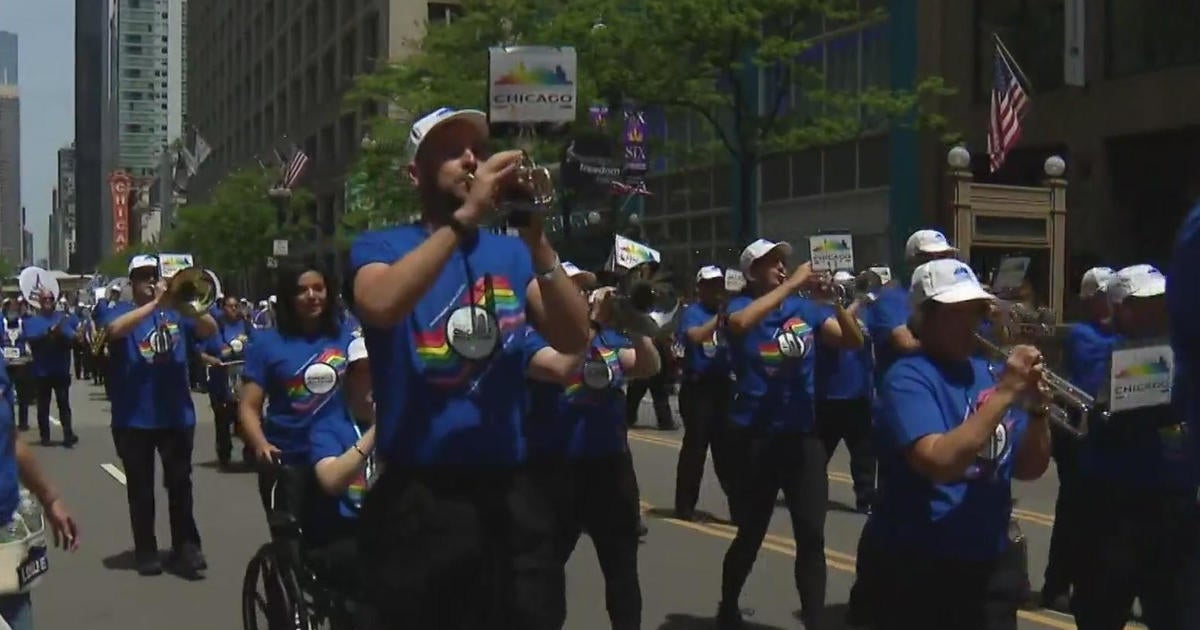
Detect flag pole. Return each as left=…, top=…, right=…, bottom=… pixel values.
left=992, top=32, right=1034, bottom=93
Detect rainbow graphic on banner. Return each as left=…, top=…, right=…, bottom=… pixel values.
left=413, top=276, right=526, bottom=388
left=493, top=62, right=573, bottom=86
left=1114, top=357, right=1171, bottom=378
left=813, top=239, right=851, bottom=252
left=283, top=347, right=348, bottom=414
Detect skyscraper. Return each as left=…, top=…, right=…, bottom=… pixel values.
left=0, top=83, right=20, bottom=266
left=115, top=0, right=187, bottom=180
left=75, top=0, right=109, bottom=271
left=0, top=31, right=16, bottom=86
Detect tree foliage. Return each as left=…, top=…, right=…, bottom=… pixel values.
left=96, top=242, right=159, bottom=280
left=343, top=0, right=952, bottom=240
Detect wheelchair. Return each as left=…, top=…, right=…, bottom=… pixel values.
left=242, top=476, right=364, bottom=630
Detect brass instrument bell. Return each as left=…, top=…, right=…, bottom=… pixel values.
left=463, top=151, right=555, bottom=209
left=164, top=267, right=217, bottom=318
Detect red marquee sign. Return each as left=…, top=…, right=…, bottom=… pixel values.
left=109, top=171, right=131, bottom=250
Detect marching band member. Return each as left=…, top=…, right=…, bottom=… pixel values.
left=23, top=291, right=78, bottom=447
left=815, top=270, right=876, bottom=514
left=865, top=259, right=1050, bottom=629
left=238, top=265, right=357, bottom=523
left=72, top=302, right=91, bottom=381
left=674, top=265, right=735, bottom=521
left=198, top=295, right=253, bottom=469
left=1040, top=266, right=1116, bottom=610
left=623, top=262, right=677, bottom=431
left=349, top=106, right=589, bottom=629
left=717, top=239, right=865, bottom=630
left=102, top=254, right=217, bottom=579
left=526, top=267, right=660, bottom=630
left=1071, top=264, right=1197, bottom=629
left=1, top=299, right=31, bottom=432
left=1167, top=205, right=1200, bottom=629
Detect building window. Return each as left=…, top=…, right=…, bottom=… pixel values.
left=428, top=3, right=464, bottom=25
left=974, top=0, right=1065, bottom=101
left=1106, top=0, right=1200, bottom=77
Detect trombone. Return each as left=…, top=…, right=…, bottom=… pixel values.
left=162, top=267, right=220, bottom=318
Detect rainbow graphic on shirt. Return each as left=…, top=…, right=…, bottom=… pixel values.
left=345, top=469, right=368, bottom=510
left=493, top=62, right=573, bottom=86
left=757, top=317, right=812, bottom=369
left=563, top=345, right=622, bottom=403
left=1114, top=357, right=1171, bottom=378
left=412, top=276, right=526, bottom=388
left=137, top=321, right=180, bottom=361
left=283, top=347, right=349, bottom=415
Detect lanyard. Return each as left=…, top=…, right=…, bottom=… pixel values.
left=352, top=422, right=375, bottom=488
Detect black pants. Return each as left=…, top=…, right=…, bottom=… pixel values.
left=94, top=353, right=107, bottom=386
left=35, top=375, right=73, bottom=441
left=357, top=465, right=561, bottom=630
left=111, top=426, right=202, bottom=558
left=73, top=346, right=88, bottom=380
left=532, top=453, right=642, bottom=630
left=1042, top=428, right=1082, bottom=597
left=625, top=373, right=673, bottom=429
left=815, top=397, right=875, bottom=506
left=212, top=401, right=237, bottom=464
left=720, top=429, right=828, bottom=627
left=9, top=364, right=31, bottom=429
left=1071, top=482, right=1199, bottom=630
left=869, top=547, right=1019, bottom=630
left=675, top=375, right=734, bottom=517
left=1178, top=516, right=1200, bottom=629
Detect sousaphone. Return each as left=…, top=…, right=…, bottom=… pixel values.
left=18, top=267, right=59, bottom=303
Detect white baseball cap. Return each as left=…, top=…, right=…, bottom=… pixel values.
left=904, top=229, right=957, bottom=259
left=128, top=254, right=158, bottom=274
left=562, top=261, right=596, bottom=286
left=910, top=259, right=994, bottom=306
left=739, top=239, right=793, bottom=272
left=1107, top=264, right=1166, bottom=304
left=1079, top=267, right=1115, bottom=299
left=696, top=265, right=724, bottom=283
left=833, top=270, right=854, bottom=283
left=348, top=336, right=369, bottom=363
left=268, top=295, right=277, bottom=304
left=406, top=107, right=489, bottom=162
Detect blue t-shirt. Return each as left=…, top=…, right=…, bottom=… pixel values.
left=23, top=313, right=77, bottom=379
left=0, top=363, right=18, bottom=526
left=868, top=285, right=913, bottom=380
left=1170, top=201, right=1200, bottom=485
left=242, top=325, right=357, bottom=465
left=525, top=328, right=630, bottom=460
left=1064, top=321, right=1117, bottom=399
left=1077, top=333, right=1196, bottom=491
left=676, top=302, right=730, bottom=378
left=350, top=225, right=535, bottom=467
left=725, top=294, right=829, bottom=434
left=201, top=319, right=253, bottom=403
left=100, top=303, right=200, bottom=429
left=872, top=354, right=1027, bottom=561
left=308, top=413, right=371, bottom=521
left=815, top=306, right=872, bottom=400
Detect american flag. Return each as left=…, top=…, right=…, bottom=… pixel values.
left=282, top=145, right=311, bottom=189
left=987, top=37, right=1031, bottom=173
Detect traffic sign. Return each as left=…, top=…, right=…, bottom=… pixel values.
left=272, top=239, right=289, bottom=256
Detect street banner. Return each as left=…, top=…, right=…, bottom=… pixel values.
left=622, top=107, right=648, bottom=185
left=157, top=253, right=194, bottom=279
left=488, top=46, right=577, bottom=124
left=109, top=171, right=131, bottom=251
left=808, top=233, right=854, bottom=271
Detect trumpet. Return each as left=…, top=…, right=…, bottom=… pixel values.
left=833, top=270, right=883, bottom=306
left=163, top=267, right=217, bottom=318
left=611, top=271, right=681, bottom=339
left=462, top=151, right=555, bottom=226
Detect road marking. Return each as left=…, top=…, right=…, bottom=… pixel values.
left=48, top=415, right=60, bottom=427
left=627, top=430, right=1058, bottom=527
left=100, top=463, right=127, bottom=486
left=639, top=500, right=1136, bottom=630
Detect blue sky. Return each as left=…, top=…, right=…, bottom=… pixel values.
left=0, top=0, right=73, bottom=263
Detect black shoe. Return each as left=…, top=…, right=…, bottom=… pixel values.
left=170, top=543, right=207, bottom=578
left=136, top=554, right=163, bottom=576
left=39, top=436, right=51, bottom=447
left=674, top=508, right=696, bottom=522
left=63, top=434, right=78, bottom=448
left=16, top=424, right=27, bottom=432
left=716, top=602, right=744, bottom=630
left=1040, top=591, right=1070, bottom=613
left=637, top=516, right=649, bottom=538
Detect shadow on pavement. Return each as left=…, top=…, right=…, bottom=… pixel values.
left=102, top=549, right=206, bottom=582
left=657, top=612, right=786, bottom=630
left=196, top=460, right=256, bottom=474
left=798, top=603, right=857, bottom=630
left=643, top=507, right=733, bottom=527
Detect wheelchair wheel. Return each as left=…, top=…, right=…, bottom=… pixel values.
left=242, top=543, right=313, bottom=630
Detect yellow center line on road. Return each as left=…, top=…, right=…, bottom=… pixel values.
left=628, top=429, right=1058, bottom=527
left=638, top=500, right=1136, bottom=630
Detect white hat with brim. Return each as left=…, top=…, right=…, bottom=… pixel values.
left=910, top=259, right=995, bottom=306
left=1108, top=264, right=1166, bottom=304
left=348, top=336, right=369, bottom=363
left=407, top=107, right=489, bottom=162
left=562, top=261, right=597, bottom=287
left=739, top=239, right=793, bottom=272
left=128, top=254, right=158, bottom=275
left=696, top=265, right=724, bottom=283
left=905, top=229, right=958, bottom=259
left=1079, top=267, right=1115, bottom=299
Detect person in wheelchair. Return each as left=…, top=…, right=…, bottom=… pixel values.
left=198, top=294, right=254, bottom=469
left=306, top=335, right=374, bottom=601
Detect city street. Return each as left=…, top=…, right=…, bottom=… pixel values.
left=24, top=381, right=1132, bottom=630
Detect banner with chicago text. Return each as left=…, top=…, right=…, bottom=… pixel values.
left=808, top=233, right=854, bottom=272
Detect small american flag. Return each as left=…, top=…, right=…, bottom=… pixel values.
left=987, top=36, right=1031, bottom=173
left=283, top=145, right=311, bottom=190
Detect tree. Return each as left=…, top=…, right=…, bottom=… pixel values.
left=96, top=242, right=159, bottom=279
left=346, top=0, right=951, bottom=241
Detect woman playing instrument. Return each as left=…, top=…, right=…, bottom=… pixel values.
left=862, top=259, right=1050, bottom=630
left=717, top=238, right=865, bottom=630
left=238, top=265, right=361, bottom=530
left=525, top=264, right=660, bottom=630
left=197, top=295, right=254, bottom=469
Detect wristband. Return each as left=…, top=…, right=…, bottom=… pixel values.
left=535, top=254, right=562, bottom=280
left=352, top=444, right=368, bottom=459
